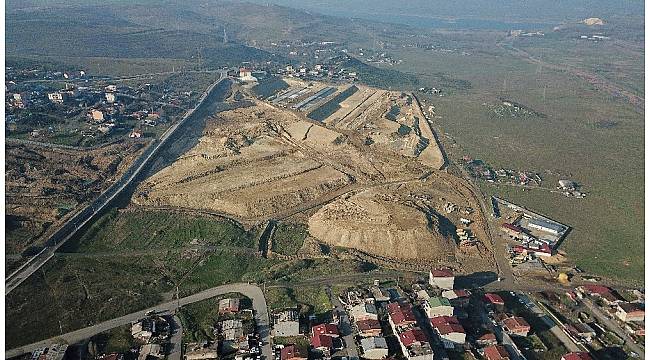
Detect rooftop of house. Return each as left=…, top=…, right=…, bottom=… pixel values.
left=484, top=293, right=505, bottom=305
left=483, top=345, right=510, bottom=360
left=360, top=336, right=388, bottom=351
left=356, top=319, right=382, bottom=331
left=428, top=296, right=452, bottom=308
left=280, top=345, right=303, bottom=360
left=311, top=334, right=333, bottom=349
left=502, top=316, right=531, bottom=331
left=430, top=316, right=460, bottom=326
left=435, top=323, right=466, bottom=335
left=562, top=352, right=593, bottom=360
left=387, top=302, right=417, bottom=324
left=312, top=323, right=339, bottom=337
left=430, top=269, right=454, bottom=278
left=618, top=302, right=645, bottom=314
left=399, top=328, right=429, bottom=347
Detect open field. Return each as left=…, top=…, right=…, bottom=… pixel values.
left=63, top=208, right=255, bottom=253
left=271, top=222, right=308, bottom=256
left=5, top=140, right=147, bottom=254
left=387, top=34, right=643, bottom=283
left=265, top=286, right=332, bottom=317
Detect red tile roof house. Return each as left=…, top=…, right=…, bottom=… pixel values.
left=482, top=345, right=511, bottom=360
left=561, top=352, right=593, bottom=360
left=442, top=289, right=471, bottom=308
left=397, top=328, right=433, bottom=360
left=615, top=302, right=645, bottom=322
left=356, top=319, right=383, bottom=337
left=476, top=332, right=497, bottom=347
left=429, top=269, right=455, bottom=290
left=500, top=316, right=531, bottom=337
left=311, top=334, right=334, bottom=355
left=280, top=345, right=307, bottom=360
left=218, top=298, right=240, bottom=315
left=577, top=285, right=622, bottom=305
left=387, top=302, right=417, bottom=332
left=311, top=323, right=339, bottom=338
left=430, top=316, right=466, bottom=349
left=483, top=293, right=505, bottom=311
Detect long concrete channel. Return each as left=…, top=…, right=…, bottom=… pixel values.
left=5, top=71, right=230, bottom=295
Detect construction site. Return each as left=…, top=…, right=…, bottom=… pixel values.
left=132, top=79, right=495, bottom=274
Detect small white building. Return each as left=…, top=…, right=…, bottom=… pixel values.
left=48, top=92, right=65, bottom=103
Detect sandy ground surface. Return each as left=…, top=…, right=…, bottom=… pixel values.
left=134, top=88, right=494, bottom=272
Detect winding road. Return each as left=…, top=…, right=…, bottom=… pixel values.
left=5, top=283, right=271, bottom=360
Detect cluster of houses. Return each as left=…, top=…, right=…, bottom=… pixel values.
left=184, top=297, right=263, bottom=360
left=462, top=157, right=542, bottom=187
left=5, top=63, right=197, bottom=141
left=131, top=316, right=171, bottom=360
left=577, top=285, right=645, bottom=327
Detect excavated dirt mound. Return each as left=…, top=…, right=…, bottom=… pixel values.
left=308, top=184, right=456, bottom=261
left=133, top=102, right=356, bottom=219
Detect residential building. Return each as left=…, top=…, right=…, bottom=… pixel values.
left=387, top=302, right=417, bottom=332
left=350, top=302, right=378, bottom=321
left=218, top=319, right=244, bottom=341
left=219, top=298, right=240, bottom=314
left=577, top=285, right=621, bottom=305
left=89, top=109, right=104, bottom=122
left=501, top=316, right=530, bottom=337
left=397, top=328, right=433, bottom=360
left=483, top=293, right=505, bottom=310
left=430, top=316, right=465, bottom=348
left=561, top=352, right=592, bottom=360
left=615, top=302, right=645, bottom=322
left=442, top=289, right=470, bottom=308
left=482, top=345, right=510, bottom=360
left=568, top=323, right=596, bottom=342
left=311, top=323, right=339, bottom=338
left=423, top=297, right=454, bottom=318
left=106, top=92, right=116, bottom=103
left=476, top=332, right=497, bottom=347
left=272, top=309, right=300, bottom=336
left=429, top=269, right=455, bottom=290
left=360, top=337, right=389, bottom=359
left=356, top=319, right=383, bottom=337
left=279, top=345, right=307, bottom=360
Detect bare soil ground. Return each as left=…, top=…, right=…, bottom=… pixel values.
left=5, top=140, right=147, bottom=253
left=324, top=85, right=445, bottom=169
left=134, top=89, right=494, bottom=273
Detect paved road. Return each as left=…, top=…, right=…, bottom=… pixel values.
left=582, top=298, right=645, bottom=357
left=327, top=286, right=360, bottom=360
left=168, top=316, right=183, bottom=360
left=5, top=70, right=229, bottom=295
left=5, top=283, right=271, bottom=360
left=528, top=298, right=582, bottom=352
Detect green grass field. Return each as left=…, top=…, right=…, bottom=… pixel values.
left=271, top=222, right=308, bottom=256
left=65, top=209, right=255, bottom=253
left=388, top=38, right=644, bottom=284
left=265, top=286, right=333, bottom=317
